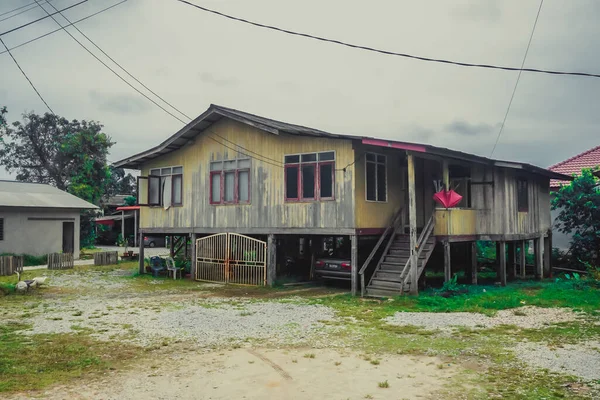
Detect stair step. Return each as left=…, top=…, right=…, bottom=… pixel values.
left=374, top=270, right=403, bottom=281
left=384, top=255, right=409, bottom=263
left=369, top=279, right=403, bottom=290
left=379, top=262, right=404, bottom=271
left=365, top=287, right=403, bottom=298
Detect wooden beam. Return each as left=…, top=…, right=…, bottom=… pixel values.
left=442, top=159, right=450, bottom=190
left=169, top=236, right=175, bottom=258
left=190, top=233, right=197, bottom=279
left=498, top=241, right=507, bottom=286
left=544, top=232, right=552, bottom=278
left=535, top=236, right=543, bottom=280
left=495, top=242, right=501, bottom=278
left=138, top=231, right=145, bottom=275
left=520, top=240, right=527, bottom=278
left=471, top=241, right=478, bottom=285
left=407, top=153, right=418, bottom=295
left=508, top=242, right=516, bottom=280
left=443, top=241, right=452, bottom=282
left=267, top=234, right=277, bottom=286
left=350, top=234, right=358, bottom=296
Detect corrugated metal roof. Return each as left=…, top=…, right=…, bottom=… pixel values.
left=0, top=181, right=98, bottom=209
left=114, top=104, right=572, bottom=181
left=548, top=145, right=600, bottom=188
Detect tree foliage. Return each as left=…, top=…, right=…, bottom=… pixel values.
left=0, top=111, right=117, bottom=247
left=551, top=168, right=600, bottom=267
left=107, top=166, right=136, bottom=197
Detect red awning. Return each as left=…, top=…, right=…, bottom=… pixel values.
left=116, top=206, right=141, bottom=211
left=94, top=218, right=115, bottom=226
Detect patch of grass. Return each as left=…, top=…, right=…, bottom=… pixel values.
left=364, top=395, right=373, bottom=399
left=370, top=359, right=380, bottom=365
left=303, top=353, right=315, bottom=359
left=0, top=323, right=139, bottom=393
left=334, top=361, right=342, bottom=366
left=291, top=359, right=298, bottom=363
left=239, top=311, right=254, bottom=316
left=378, top=380, right=389, bottom=388
left=72, top=311, right=83, bottom=317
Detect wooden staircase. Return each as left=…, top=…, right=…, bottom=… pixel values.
left=365, top=235, right=436, bottom=297
left=359, top=210, right=436, bottom=297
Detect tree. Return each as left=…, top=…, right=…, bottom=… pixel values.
left=0, top=111, right=115, bottom=247
left=552, top=168, right=600, bottom=267
left=107, top=166, right=136, bottom=197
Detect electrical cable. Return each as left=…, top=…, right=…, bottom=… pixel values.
left=490, top=0, right=544, bottom=156
left=173, top=0, right=600, bottom=79
left=0, top=0, right=88, bottom=37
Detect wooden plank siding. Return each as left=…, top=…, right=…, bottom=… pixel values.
left=139, top=119, right=356, bottom=234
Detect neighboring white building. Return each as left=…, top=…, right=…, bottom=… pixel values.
left=0, top=181, right=98, bottom=259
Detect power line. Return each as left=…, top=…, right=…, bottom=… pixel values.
left=490, top=0, right=544, bottom=156
left=34, top=0, right=189, bottom=124
left=42, top=0, right=190, bottom=122
left=0, top=0, right=88, bottom=37
left=174, top=0, right=600, bottom=80
left=0, top=1, right=49, bottom=23
left=0, top=36, right=55, bottom=114
left=0, top=0, right=128, bottom=56
left=0, top=1, right=40, bottom=17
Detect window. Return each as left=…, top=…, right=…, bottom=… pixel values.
left=0, top=218, right=3, bottom=241
left=284, top=151, right=335, bottom=201
left=366, top=153, right=387, bottom=202
left=517, top=178, right=528, bottom=212
left=210, top=158, right=251, bottom=204
left=148, top=166, right=183, bottom=207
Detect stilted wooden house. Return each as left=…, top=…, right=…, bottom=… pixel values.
left=114, top=105, right=571, bottom=296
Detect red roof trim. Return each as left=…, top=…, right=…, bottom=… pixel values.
left=362, top=138, right=427, bottom=153
left=116, top=206, right=141, bottom=211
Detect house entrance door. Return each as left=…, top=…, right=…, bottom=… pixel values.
left=195, top=233, right=267, bottom=286
left=62, top=222, right=75, bottom=254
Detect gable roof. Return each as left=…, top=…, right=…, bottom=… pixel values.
left=0, top=181, right=98, bottom=209
left=548, top=145, right=600, bottom=188
left=114, top=104, right=571, bottom=181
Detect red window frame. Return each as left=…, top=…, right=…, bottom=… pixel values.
left=284, top=153, right=335, bottom=202
left=210, top=169, right=251, bottom=205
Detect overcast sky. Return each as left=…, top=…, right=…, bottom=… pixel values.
left=1, top=0, right=599, bottom=179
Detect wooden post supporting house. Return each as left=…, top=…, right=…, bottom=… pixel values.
left=498, top=241, right=507, bottom=286
left=471, top=242, right=478, bottom=285
left=442, top=159, right=450, bottom=190
left=508, top=242, right=516, bottom=280
left=543, top=231, right=552, bottom=278
left=407, top=153, right=418, bottom=295
left=267, top=234, right=276, bottom=286
left=535, top=236, right=543, bottom=280
left=350, top=234, right=358, bottom=296
left=443, top=241, right=452, bottom=282
left=169, top=236, right=175, bottom=258
left=520, top=240, right=527, bottom=277
left=138, top=231, right=145, bottom=274
left=190, top=233, right=197, bottom=279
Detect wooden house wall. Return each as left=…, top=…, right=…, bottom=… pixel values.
left=138, top=119, right=356, bottom=234
left=471, top=166, right=551, bottom=237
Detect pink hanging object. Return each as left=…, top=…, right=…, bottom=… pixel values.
left=433, top=189, right=463, bottom=208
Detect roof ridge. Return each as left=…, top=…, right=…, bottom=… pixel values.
left=548, top=144, right=600, bottom=170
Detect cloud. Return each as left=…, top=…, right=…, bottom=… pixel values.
left=89, top=91, right=152, bottom=115
left=199, top=72, right=239, bottom=88
left=444, top=120, right=499, bottom=137
left=451, top=0, right=501, bottom=22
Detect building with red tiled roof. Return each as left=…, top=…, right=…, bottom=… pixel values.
left=548, top=144, right=600, bottom=250
left=548, top=145, right=600, bottom=189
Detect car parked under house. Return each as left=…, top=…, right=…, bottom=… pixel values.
left=115, top=104, right=571, bottom=296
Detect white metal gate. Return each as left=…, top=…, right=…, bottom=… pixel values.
left=195, top=233, right=267, bottom=286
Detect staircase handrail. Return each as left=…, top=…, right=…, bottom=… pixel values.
left=359, top=207, right=404, bottom=296
left=402, top=213, right=436, bottom=286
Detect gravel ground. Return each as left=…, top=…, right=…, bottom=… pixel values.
left=514, top=341, right=600, bottom=381
left=11, top=295, right=338, bottom=348
left=385, top=306, right=583, bottom=330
